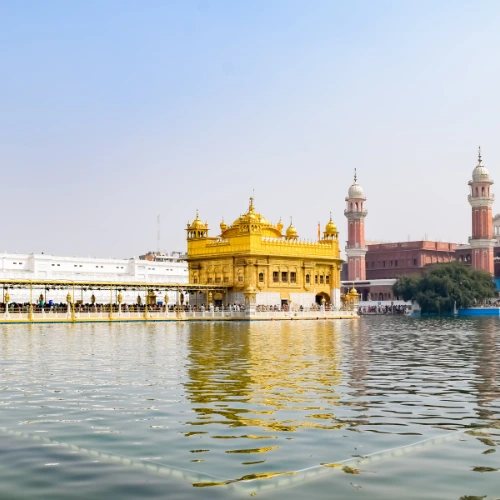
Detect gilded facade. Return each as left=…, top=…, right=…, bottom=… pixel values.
left=186, top=197, right=343, bottom=309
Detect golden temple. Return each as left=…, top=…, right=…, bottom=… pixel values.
left=186, top=197, right=343, bottom=310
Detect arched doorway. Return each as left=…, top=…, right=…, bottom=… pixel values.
left=315, top=292, right=330, bottom=305
left=214, top=292, right=223, bottom=307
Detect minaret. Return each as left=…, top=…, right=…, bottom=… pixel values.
left=468, top=147, right=495, bottom=274
left=344, top=169, right=368, bottom=281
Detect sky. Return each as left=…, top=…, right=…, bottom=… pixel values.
left=2, top=0, right=500, bottom=258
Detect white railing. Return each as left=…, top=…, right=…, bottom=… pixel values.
left=0, top=308, right=357, bottom=322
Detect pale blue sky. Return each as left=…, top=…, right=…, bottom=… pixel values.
left=2, top=1, right=500, bottom=257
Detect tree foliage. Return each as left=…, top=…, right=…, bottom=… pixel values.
left=392, top=262, right=497, bottom=314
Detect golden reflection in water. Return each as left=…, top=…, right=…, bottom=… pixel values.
left=345, top=319, right=370, bottom=415
left=474, top=319, right=500, bottom=424
left=184, top=321, right=344, bottom=436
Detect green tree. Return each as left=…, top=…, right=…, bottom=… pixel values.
left=393, top=275, right=419, bottom=301
left=392, top=262, right=497, bottom=314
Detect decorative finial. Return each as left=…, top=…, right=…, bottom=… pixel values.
left=354, top=168, right=357, bottom=183
left=330, top=211, right=332, bottom=220
left=196, top=209, right=199, bottom=218
left=290, top=216, right=293, bottom=225
left=478, top=146, right=482, bottom=164
left=249, top=196, right=254, bottom=211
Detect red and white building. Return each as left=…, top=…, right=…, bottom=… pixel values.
left=468, top=147, right=495, bottom=274
left=341, top=148, right=499, bottom=303
left=344, top=170, right=368, bottom=281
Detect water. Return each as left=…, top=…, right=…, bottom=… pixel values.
left=0, top=318, right=499, bottom=499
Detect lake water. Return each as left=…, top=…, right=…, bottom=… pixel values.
left=0, top=318, right=499, bottom=499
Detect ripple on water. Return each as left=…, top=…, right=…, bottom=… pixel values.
left=0, top=318, right=499, bottom=499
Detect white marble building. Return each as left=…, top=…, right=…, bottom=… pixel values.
left=0, top=252, right=188, bottom=304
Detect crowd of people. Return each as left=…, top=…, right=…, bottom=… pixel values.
left=0, top=302, right=186, bottom=313
left=358, top=304, right=411, bottom=315
left=1, top=301, right=348, bottom=315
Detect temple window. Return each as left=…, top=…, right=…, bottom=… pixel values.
left=193, top=278, right=198, bottom=284
left=273, top=271, right=279, bottom=283
left=258, top=272, right=264, bottom=283
left=395, top=260, right=398, bottom=267
left=320, top=275, right=324, bottom=284
left=383, top=261, right=386, bottom=267
left=281, top=272, right=288, bottom=282
left=207, top=278, right=213, bottom=284
left=482, top=187, right=485, bottom=196
left=413, top=258, right=417, bottom=265
left=223, top=277, right=229, bottom=284
left=215, top=277, right=221, bottom=284
left=315, top=275, right=318, bottom=284
left=306, top=274, right=310, bottom=284
left=290, top=272, right=296, bottom=283
left=326, top=275, right=330, bottom=284
left=238, top=274, right=243, bottom=283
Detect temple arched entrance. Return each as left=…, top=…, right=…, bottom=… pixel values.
left=214, top=292, right=224, bottom=307
left=315, top=292, right=330, bottom=305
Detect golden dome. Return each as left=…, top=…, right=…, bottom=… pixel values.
left=189, top=210, right=206, bottom=230
left=325, top=215, right=337, bottom=234
left=323, top=213, right=338, bottom=239
left=285, top=218, right=298, bottom=240
left=223, top=197, right=283, bottom=238
left=220, top=218, right=227, bottom=232
left=276, top=218, right=284, bottom=232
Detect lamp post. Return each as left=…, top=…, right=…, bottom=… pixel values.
left=164, top=294, right=169, bottom=316
left=66, top=292, right=75, bottom=321
left=5, top=291, right=10, bottom=319
left=29, top=283, right=33, bottom=322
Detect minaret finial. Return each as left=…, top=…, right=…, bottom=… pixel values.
left=478, top=146, right=482, bottom=164
left=330, top=211, right=332, bottom=220
left=196, top=209, right=199, bottom=218
left=354, top=168, right=357, bottom=183
left=249, top=195, right=254, bottom=211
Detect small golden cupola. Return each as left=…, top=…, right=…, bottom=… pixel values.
left=323, top=212, right=338, bottom=239
left=220, top=217, right=227, bottom=234
left=187, top=210, right=208, bottom=239
left=276, top=217, right=284, bottom=234
left=285, top=218, right=298, bottom=241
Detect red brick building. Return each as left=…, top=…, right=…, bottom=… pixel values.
left=341, top=149, right=500, bottom=302
left=365, top=241, right=457, bottom=279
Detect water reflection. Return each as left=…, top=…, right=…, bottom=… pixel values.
left=184, top=321, right=344, bottom=438
left=472, top=319, right=500, bottom=424
left=0, top=319, right=499, bottom=499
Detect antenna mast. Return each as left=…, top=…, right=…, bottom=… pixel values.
left=157, top=214, right=161, bottom=253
